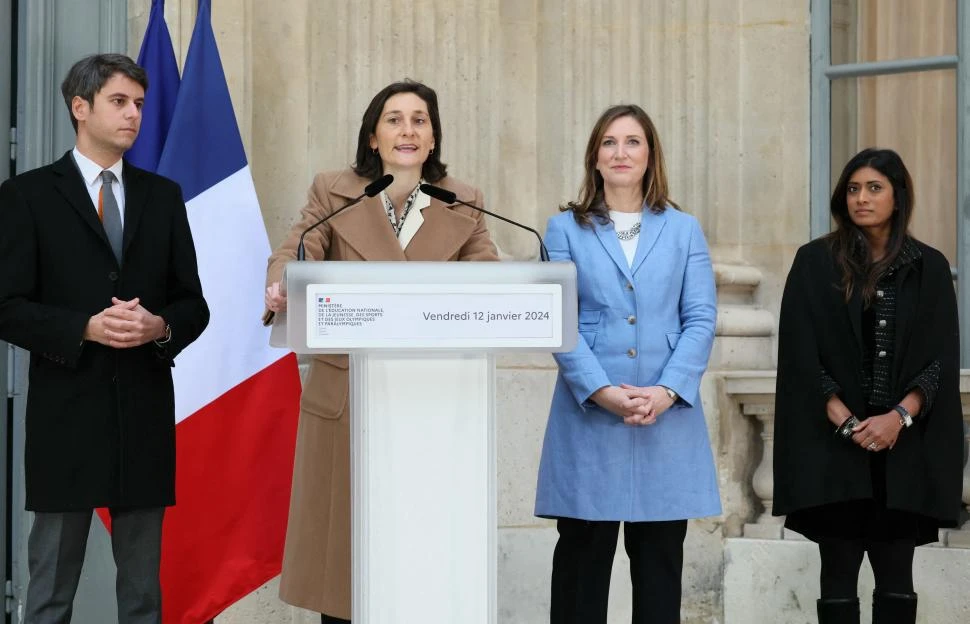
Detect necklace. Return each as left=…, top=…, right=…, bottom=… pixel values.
left=616, top=221, right=641, bottom=241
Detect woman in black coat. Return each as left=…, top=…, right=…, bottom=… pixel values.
left=773, top=148, right=964, bottom=624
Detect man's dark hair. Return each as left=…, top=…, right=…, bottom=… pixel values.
left=60, top=54, right=148, bottom=133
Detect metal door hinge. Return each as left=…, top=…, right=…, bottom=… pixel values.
left=4, top=579, right=13, bottom=614
left=8, top=127, right=15, bottom=162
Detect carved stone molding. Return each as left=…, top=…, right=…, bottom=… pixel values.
left=711, top=264, right=774, bottom=369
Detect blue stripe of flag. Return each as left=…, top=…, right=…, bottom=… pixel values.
left=126, top=0, right=180, bottom=172
left=157, top=0, right=247, bottom=202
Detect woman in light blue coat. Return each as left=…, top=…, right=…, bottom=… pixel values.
left=535, top=104, right=720, bottom=624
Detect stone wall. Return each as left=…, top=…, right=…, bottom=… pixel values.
left=127, top=1, right=813, bottom=622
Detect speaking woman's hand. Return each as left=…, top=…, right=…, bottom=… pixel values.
left=265, top=282, right=287, bottom=312
left=590, top=386, right=656, bottom=425
left=850, top=412, right=903, bottom=452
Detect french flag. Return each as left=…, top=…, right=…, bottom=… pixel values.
left=137, top=0, right=302, bottom=621
left=126, top=0, right=180, bottom=172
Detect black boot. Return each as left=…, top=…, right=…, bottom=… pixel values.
left=816, top=597, right=860, bottom=624
left=872, top=591, right=917, bottom=624
left=321, top=614, right=351, bottom=624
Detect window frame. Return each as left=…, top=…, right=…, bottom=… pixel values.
left=810, top=0, right=970, bottom=362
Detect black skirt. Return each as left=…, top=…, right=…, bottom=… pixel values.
left=784, top=408, right=941, bottom=545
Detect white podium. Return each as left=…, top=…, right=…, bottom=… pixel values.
left=271, top=261, right=577, bottom=624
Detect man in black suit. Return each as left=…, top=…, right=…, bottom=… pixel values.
left=0, top=54, right=209, bottom=623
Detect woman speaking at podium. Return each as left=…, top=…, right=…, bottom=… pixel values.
left=263, top=80, right=497, bottom=623
left=534, top=104, right=720, bottom=624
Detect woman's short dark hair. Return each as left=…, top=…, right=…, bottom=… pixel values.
left=352, top=80, right=447, bottom=183
left=564, top=104, right=677, bottom=227
left=61, top=54, right=148, bottom=133
left=827, top=147, right=915, bottom=304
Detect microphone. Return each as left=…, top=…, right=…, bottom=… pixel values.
left=296, top=174, right=393, bottom=261
left=419, top=183, right=549, bottom=261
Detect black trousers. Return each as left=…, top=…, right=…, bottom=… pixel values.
left=550, top=517, right=688, bottom=624
left=818, top=537, right=915, bottom=598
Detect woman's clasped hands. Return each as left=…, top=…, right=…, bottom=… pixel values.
left=850, top=412, right=902, bottom=452
left=591, top=384, right=676, bottom=426
left=826, top=394, right=902, bottom=452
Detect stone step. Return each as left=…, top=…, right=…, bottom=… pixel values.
left=724, top=538, right=970, bottom=623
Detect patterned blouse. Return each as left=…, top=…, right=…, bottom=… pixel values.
left=381, top=181, right=424, bottom=237
left=819, top=238, right=941, bottom=412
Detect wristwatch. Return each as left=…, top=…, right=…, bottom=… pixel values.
left=892, top=404, right=913, bottom=428
left=661, top=386, right=678, bottom=402
left=154, top=323, right=172, bottom=346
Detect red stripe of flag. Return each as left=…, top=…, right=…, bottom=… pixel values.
left=162, top=354, right=300, bottom=623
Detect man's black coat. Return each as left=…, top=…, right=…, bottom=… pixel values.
left=773, top=236, right=963, bottom=533
left=0, top=152, right=209, bottom=511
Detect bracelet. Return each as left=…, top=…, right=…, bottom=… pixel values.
left=834, top=414, right=861, bottom=439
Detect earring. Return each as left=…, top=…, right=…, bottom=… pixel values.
left=430, top=148, right=434, bottom=155
left=372, top=148, right=378, bottom=155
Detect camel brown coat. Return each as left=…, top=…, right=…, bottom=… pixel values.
left=265, top=169, right=498, bottom=618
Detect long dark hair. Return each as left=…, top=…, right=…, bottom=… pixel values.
left=827, top=148, right=914, bottom=304
left=563, top=104, right=677, bottom=227
left=351, top=80, right=447, bottom=183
